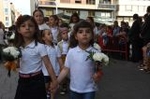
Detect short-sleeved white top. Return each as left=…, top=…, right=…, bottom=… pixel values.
left=19, top=41, right=47, bottom=74
left=38, top=23, right=50, bottom=30
left=42, top=45, right=61, bottom=76
left=65, top=46, right=100, bottom=93
left=57, top=40, right=69, bottom=55
left=50, top=26, right=59, bottom=44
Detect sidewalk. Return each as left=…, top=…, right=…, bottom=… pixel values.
left=0, top=59, right=150, bottom=99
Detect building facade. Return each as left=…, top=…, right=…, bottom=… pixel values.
left=0, top=0, right=37, bottom=28
left=117, top=0, right=150, bottom=25
left=0, top=0, right=15, bottom=27
left=38, top=0, right=118, bottom=25
left=38, top=0, right=150, bottom=26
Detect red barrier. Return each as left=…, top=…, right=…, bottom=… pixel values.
left=98, top=36, right=129, bottom=60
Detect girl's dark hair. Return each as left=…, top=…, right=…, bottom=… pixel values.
left=69, top=20, right=94, bottom=48
left=40, top=29, right=54, bottom=47
left=60, top=23, right=69, bottom=28
left=33, top=9, right=44, bottom=16
left=147, top=6, right=150, bottom=13
left=14, top=15, right=40, bottom=47
left=86, top=16, right=95, bottom=28
left=69, top=13, right=80, bottom=24
left=49, top=15, right=59, bottom=25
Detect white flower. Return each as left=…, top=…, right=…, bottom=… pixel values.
left=93, top=43, right=101, bottom=51
left=93, top=52, right=109, bottom=65
left=93, top=53, right=103, bottom=61
left=3, top=47, right=20, bottom=58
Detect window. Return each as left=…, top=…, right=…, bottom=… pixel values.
left=139, top=6, right=145, bottom=12
left=125, top=5, right=132, bottom=11
left=75, top=0, right=81, bottom=3
left=4, top=8, right=8, bottom=15
left=5, top=22, right=9, bottom=27
left=5, top=17, right=9, bottom=21
left=86, top=0, right=95, bottom=4
left=88, top=11, right=95, bottom=17
left=132, top=6, right=138, bottom=12
left=60, top=0, right=70, bottom=3
left=106, top=13, right=111, bottom=18
left=65, top=10, right=78, bottom=15
left=45, top=10, right=53, bottom=16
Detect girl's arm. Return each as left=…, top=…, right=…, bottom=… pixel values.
left=57, top=57, right=64, bottom=71
left=57, top=66, right=69, bottom=84
left=42, top=55, right=58, bottom=86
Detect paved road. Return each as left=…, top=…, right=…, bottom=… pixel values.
left=0, top=59, right=150, bottom=99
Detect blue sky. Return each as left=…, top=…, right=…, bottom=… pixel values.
left=10, top=0, right=31, bottom=15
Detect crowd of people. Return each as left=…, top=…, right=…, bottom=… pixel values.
left=0, top=5, right=150, bottom=99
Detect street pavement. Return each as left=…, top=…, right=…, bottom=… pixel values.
left=0, top=59, right=150, bottom=99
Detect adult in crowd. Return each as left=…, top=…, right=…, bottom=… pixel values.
left=139, top=6, right=150, bottom=72
left=129, top=14, right=143, bottom=62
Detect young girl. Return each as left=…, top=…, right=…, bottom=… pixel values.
left=48, top=15, right=60, bottom=44
left=33, top=9, right=50, bottom=30
left=57, top=20, right=102, bottom=99
left=69, top=13, right=80, bottom=35
left=14, top=15, right=58, bottom=99
left=40, top=29, right=64, bottom=98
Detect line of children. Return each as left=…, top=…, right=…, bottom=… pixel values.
left=13, top=10, right=102, bottom=99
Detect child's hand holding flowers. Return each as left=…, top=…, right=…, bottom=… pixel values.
left=86, top=50, right=109, bottom=82
left=2, top=46, right=21, bottom=77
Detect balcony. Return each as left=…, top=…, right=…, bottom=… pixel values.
left=98, top=3, right=118, bottom=11
left=39, top=1, right=56, bottom=6
left=38, top=1, right=96, bottom=9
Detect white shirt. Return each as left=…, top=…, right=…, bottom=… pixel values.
left=42, top=45, right=61, bottom=76
left=65, top=46, right=100, bottom=93
left=58, top=40, right=69, bottom=55
left=50, top=26, right=59, bottom=44
left=19, top=41, right=47, bottom=74
left=38, top=23, right=50, bottom=30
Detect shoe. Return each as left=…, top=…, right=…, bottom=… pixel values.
left=144, top=69, right=150, bottom=74
left=60, top=91, right=66, bottom=95
left=60, top=88, right=67, bottom=95
left=138, top=64, right=144, bottom=68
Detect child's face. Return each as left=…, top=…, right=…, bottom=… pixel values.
left=42, top=30, right=53, bottom=42
left=86, top=18, right=92, bottom=24
left=33, top=11, right=44, bottom=25
left=75, top=27, right=92, bottom=45
left=49, top=17, right=57, bottom=26
left=18, top=19, right=35, bottom=39
left=72, top=16, right=78, bottom=23
left=61, top=29, right=68, bottom=40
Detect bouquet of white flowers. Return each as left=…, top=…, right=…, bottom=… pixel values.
left=86, top=50, right=109, bottom=84
left=2, top=46, right=21, bottom=77
left=86, top=51, right=109, bottom=72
